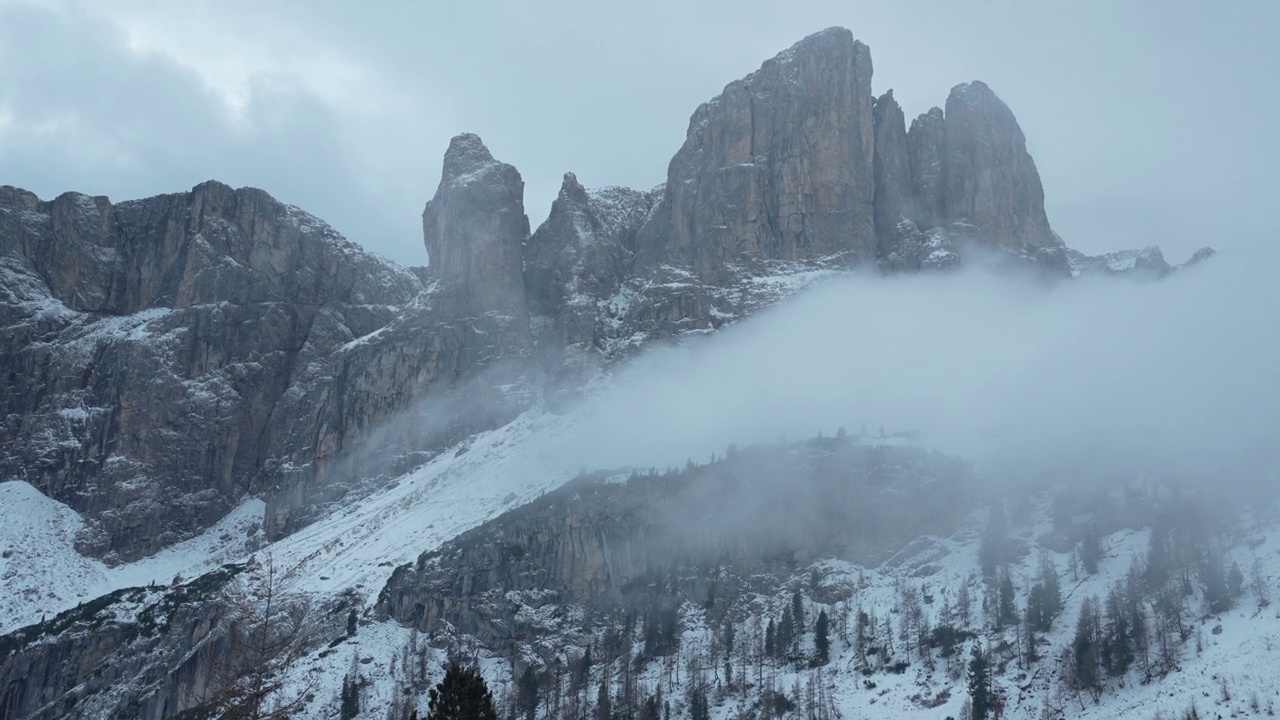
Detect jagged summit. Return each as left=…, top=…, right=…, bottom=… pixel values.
left=941, top=79, right=1064, bottom=269
left=761, top=25, right=863, bottom=70
left=423, top=27, right=1201, bottom=352
left=555, top=171, right=589, bottom=203
left=637, top=23, right=877, bottom=280
left=421, top=132, right=529, bottom=330
left=947, top=79, right=998, bottom=105
left=439, top=132, right=500, bottom=182
left=1068, top=244, right=1217, bottom=278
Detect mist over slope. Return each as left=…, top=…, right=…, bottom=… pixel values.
left=557, top=244, right=1279, bottom=487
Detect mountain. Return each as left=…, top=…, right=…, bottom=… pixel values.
left=0, top=26, right=1237, bottom=720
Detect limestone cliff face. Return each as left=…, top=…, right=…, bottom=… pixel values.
left=872, top=89, right=958, bottom=271
left=897, top=84, right=1073, bottom=274
left=635, top=27, right=877, bottom=282
left=872, top=89, right=915, bottom=258
left=0, top=181, right=436, bottom=561
left=941, top=82, right=1068, bottom=273
left=907, top=106, right=948, bottom=233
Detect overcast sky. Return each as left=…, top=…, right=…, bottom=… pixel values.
left=1, top=0, right=1275, bottom=266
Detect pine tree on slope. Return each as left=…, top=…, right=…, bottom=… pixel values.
left=424, top=663, right=498, bottom=720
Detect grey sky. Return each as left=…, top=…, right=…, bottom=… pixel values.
left=1, top=0, right=1275, bottom=266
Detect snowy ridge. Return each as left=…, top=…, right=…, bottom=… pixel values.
left=0, top=481, right=265, bottom=634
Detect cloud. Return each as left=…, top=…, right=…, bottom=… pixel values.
left=558, top=248, right=1280, bottom=491
left=0, top=2, right=428, bottom=265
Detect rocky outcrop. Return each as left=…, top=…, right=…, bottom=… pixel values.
left=623, top=30, right=1072, bottom=282
left=874, top=91, right=961, bottom=271
left=0, top=563, right=353, bottom=720
left=898, top=84, right=1071, bottom=274
left=634, top=27, right=877, bottom=283
left=523, top=174, right=657, bottom=351
left=941, top=82, right=1068, bottom=273
left=0, top=568, right=238, bottom=720
left=268, top=136, right=542, bottom=536
left=525, top=171, right=836, bottom=363
left=872, top=90, right=914, bottom=255
left=422, top=133, right=530, bottom=339
left=907, top=107, right=948, bottom=232
left=1066, top=245, right=1215, bottom=279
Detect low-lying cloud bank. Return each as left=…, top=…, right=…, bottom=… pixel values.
left=558, top=246, right=1280, bottom=490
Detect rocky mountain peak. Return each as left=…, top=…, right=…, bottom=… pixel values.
left=556, top=171, right=590, bottom=205
left=906, top=106, right=947, bottom=231
left=634, top=25, right=877, bottom=282
left=0, top=184, right=42, bottom=210
left=941, top=80, right=1068, bottom=273
left=440, top=132, right=499, bottom=181
left=421, top=133, right=530, bottom=326
left=872, top=89, right=914, bottom=258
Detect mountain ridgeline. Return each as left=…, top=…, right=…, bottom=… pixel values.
left=0, top=27, right=1200, bottom=565
left=377, top=437, right=972, bottom=658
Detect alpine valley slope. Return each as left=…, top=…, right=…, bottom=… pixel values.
left=0, top=26, right=1244, bottom=720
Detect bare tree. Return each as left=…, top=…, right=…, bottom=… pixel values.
left=199, top=554, right=322, bottom=719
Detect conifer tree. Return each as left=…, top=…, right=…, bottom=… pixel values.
left=966, top=644, right=991, bottom=720
left=1021, top=609, right=1039, bottom=667
left=814, top=610, right=830, bottom=666
left=340, top=674, right=359, bottom=720
left=1202, top=555, right=1232, bottom=613
left=688, top=685, right=710, bottom=720
left=998, top=573, right=1017, bottom=628
left=1228, top=562, right=1245, bottom=598
left=777, top=606, right=796, bottom=659
left=595, top=679, right=611, bottom=720
left=765, top=618, right=776, bottom=659
left=1069, top=597, right=1102, bottom=699
left=516, top=666, right=540, bottom=720
left=1080, top=525, right=1102, bottom=576
left=426, top=663, right=499, bottom=720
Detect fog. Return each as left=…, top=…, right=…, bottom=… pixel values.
left=553, top=247, right=1280, bottom=490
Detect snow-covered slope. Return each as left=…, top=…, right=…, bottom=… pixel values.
left=3, top=385, right=1278, bottom=720
left=265, top=483, right=1280, bottom=720
left=0, top=481, right=264, bottom=634
left=0, top=396, right=597, bottom=636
